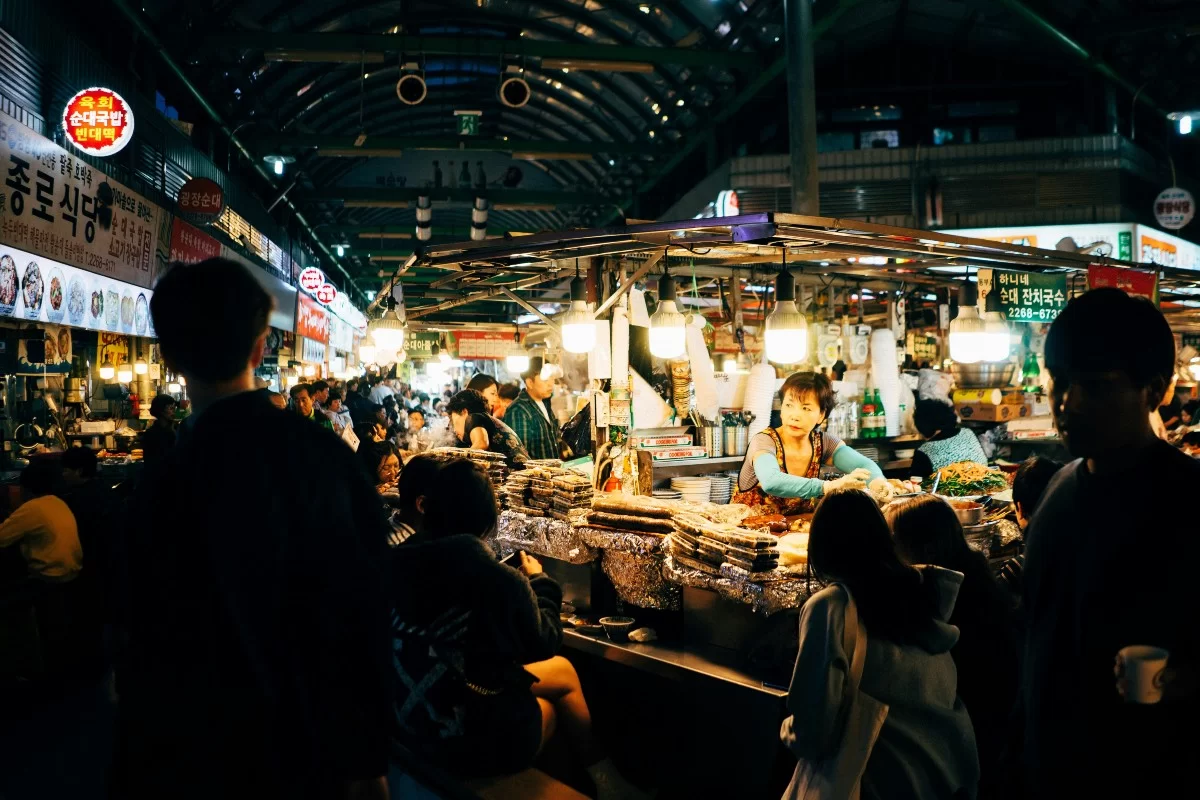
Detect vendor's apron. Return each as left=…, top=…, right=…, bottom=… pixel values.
left=731, top=427, right=824, bottom=515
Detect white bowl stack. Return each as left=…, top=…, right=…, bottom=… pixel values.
left=671, top=477, right=712, bottom=504
left=708, top=474, right=733, bottom=504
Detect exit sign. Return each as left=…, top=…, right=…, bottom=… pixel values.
left=455, top=110, right=481, bottom=136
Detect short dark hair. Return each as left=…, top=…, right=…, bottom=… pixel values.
left=498, top=382, right=520, bottom=401
left=150, top=394, right=176, bottom=419
left=20, top=460, right=59, bottom=496
left=466, top=373, right=498, bottom=394
left=290, top=384, right=311, bottom=400
left=359, top=439, right=397, bottom=478
left=779, top=372, right=836, bottom=417
left=62, top=446, right=98, bottom=478
left=446, top=389, right=488, bottom=417
left=913, top=399, right=959, bottom=438
left=1045, top=288, right=1175, bottom=394
left=521, top=356, right=544, bottom=382
left=396, top=453, right=442, bottom=514
left=424, top=459, right=498, bottom=538
left=151, top=259, right=272, bottom=382
left=1011, top=457, right=1064, bottom=517
left=408, top=406, right=426, bottom=420
left=327, top=388, right=343, bottom=403
left=311, top=380, right=329, bottom=394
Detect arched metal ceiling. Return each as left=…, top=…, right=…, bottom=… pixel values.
left=139, top=0, right=771, bottom=282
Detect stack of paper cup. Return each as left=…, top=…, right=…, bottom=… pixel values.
left=743, top=362, right=777, bottom=436
left=870, top=329, right=902, bottom=437
left=686, top=323, right=719, bottom=421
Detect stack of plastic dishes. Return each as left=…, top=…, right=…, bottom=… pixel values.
left=708, top=474, right=733, bottom=504
left=671, top=477, right=712, bottom=504
left=652, top=489, right=682, bottom=501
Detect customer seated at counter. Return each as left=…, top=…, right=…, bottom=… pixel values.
left=733, top=371, right=891, bottom=515
left=389, top=459, right=643, bottom=799
left=290, top=383, right=334, bottom=433
left=359, top=440, right=401, bottom=494
left=783, top=489, right=979, bottom=799
left=445, top=388, right=530, bottom=470
left=0, top=461, right=81, bottom=583
left=910, top=399, right=987, bottom=480
left=140, top=394, right=177, bottom=467
left=386, top=453, right=440, bottom=547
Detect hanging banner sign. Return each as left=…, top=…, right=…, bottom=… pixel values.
left=979, top=269, right=1068, bottom=324
left=328, top=315, right=354, bottom=353
left=404, top=330, right=441, bottom=359
left=177, top=176, right=224, bottom=223
left=0, top=241, right=154, bottom=335
left=168, top=218, right=221, bottom=264
left=1153, top=187, right=1194, bottom=231
left=296, top=293, right=329, bottom=343
left=300, top=336, right=327, bottom=365
left=0, top=110, right=165, bottom=288
left=1087, top=264, right=1159, bottom=303
left=62, top=87, right=135, bottom=157
left=454, top=330, right=511, bottom=359
left=327, top=292, right=367, bottom=333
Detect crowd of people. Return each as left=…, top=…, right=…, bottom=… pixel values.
left=0, top=259, right=1195, bottom=800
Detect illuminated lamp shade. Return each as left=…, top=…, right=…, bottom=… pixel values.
left=649, top=271, right=686, bottom=359
left=99, top=359, right=116, bottom=380
left=949, top=282, right=988, bottom=364
left=178, top=376, right=186, bottom=387
left=167, top=382, right=181, bottom=394
left=117, top=363, right=134, bottom=383
left=358, top=344, right=377, bottom=364
left=764, top=269, right=808, bottom=364
left=980, top=290, right=1011, bottom=362
left=507, top=348, right=530, bottom=375
left=368, top=316, right=406, bottom=353
left=134, top=357, right=148, bottom=375
left=560, top=275, right=596, bottom=354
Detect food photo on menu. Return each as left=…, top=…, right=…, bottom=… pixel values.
left=0, top=253, right=18, bottom=314
left=21, top=259, right=43, bottom=320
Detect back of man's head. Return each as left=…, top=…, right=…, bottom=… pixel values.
left=396, top=454, right=442, bottom=515
left=311, top=380, right=329, bottom=395
left=1045, top=288, right=1175, bottom=394
left=62, top=446, right=99, bottom=480
left=151, top=259, right=272, bottom=383
left=1012, top=456, right=1064, bottom=519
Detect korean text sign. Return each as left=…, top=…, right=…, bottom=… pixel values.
left=986, top=269, right=1068, bottom=323
left=296, top=293, right=330, bottom=343
left=1087, top=264, right=1159, bottom=303
left=0, top=110, right=164, bottom=288
left=168, top=219, right=221, bottom=264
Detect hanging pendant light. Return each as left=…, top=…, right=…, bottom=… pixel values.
left=167, top=381, right=182, bottom=394
left=358, top=343, right=377, bottom=364
left=99, top=358, right=116, bottom=380
left=765, top=264, right=808, bottom=364
left=949, top=281, right=987, bottom=364
left=506, top=327, right=529, bottom=374
left=134, top=357, right=148, bottom=375
left=649, top=265, right=686, bottom=359
left=980, top=290, right=1011, bottom=362
left=116, top=363, right=134, bottom=383
left=368, top=315, right=406, bottom=353
left=560, top=263, right=596, bottom=354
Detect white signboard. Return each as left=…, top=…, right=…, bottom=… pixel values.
left=0, top=110, right=165, bottom=288
left=1153, top=187, right=1195, bottom=231
left=301, top=336, right=326, bottom=365
left=0, top=241, right=155, bottom=336
left=328, top=315, right=354, bottom=353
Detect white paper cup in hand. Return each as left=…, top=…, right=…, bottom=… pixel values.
left=1115, top=645, right=1170, bottom=704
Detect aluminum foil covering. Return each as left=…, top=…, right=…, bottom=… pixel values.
left=601, top=550, right=681, bottom=611
left=578, top=526, right=667, bottom=556
left=496, top=511, right=599, bottom=564
left=662, top=555, right=816, bottom=615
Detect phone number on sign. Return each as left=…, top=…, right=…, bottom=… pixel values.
left=1006, top=306, right=1060, bottom=322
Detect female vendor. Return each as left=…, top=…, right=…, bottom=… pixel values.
left=733, top=371, right=891, bottom=514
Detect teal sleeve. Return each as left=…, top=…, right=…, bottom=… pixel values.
left=830, top=444, right=884, bottom=481
left=754, top=453, right=826, bottom=499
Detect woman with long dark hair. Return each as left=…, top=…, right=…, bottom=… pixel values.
left=782, top=489, right=979, bottom=799
left=885, top=495, right=1019, bottom=797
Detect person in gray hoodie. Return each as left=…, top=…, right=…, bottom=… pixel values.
left=782, top=489, right=979, bottom=800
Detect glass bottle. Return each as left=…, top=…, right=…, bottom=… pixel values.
left=861, top=389, right=876, bottom=439
left=872, top=389, right=885, bottom=439
left=1022, top=351, right=1041, bottom=393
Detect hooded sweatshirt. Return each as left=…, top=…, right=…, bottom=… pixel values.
left=782, top=566, right=979, bottom=800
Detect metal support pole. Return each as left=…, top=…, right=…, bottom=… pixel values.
left=499, top=287, right=560, bottom=330
left=592, top=251, right=662, bottom=319
left=784, top=0, right=820, bottom=215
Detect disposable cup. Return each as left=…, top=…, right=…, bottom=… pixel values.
left=1116, top=645, right=1170, bottom=704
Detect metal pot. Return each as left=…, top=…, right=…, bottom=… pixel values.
left=950, top=502, right=985, bottom=526
left=723, top=425, right=749, bottom=456
left=951, top=362, right=1017, bottom=389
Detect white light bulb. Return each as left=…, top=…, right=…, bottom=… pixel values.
left=358, top=344, right=377, bottom=364
left=117, top=364, right=134, bottom=383
left=99, top=360, right=115, bottom=380
left=949, top=306, right=987, bottom=364
left=1181, top=115, right=1193, bottom=135
left=274, top=159, right=284, bottom=175
left=649, top=274, right=686, bottom=359
left=336, top=245, right=345, bottom=257
left=134, top=358, right=148, bottom=375
left=560, top=277, right=596, bottom=353
left=507, top=352, right=530, bottom=374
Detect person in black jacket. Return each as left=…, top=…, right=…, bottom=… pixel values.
left=390, top=459, right=642, bottom=798
left=886, top=494, right=1019, bottom=799
left=114, top=258, right=390, bottom=800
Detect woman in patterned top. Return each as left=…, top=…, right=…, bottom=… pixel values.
left=446, top=388, right=530, bottom=470
left=733, top=371, right=892, bottom=516
left=910, top=399, right=988, bottom=480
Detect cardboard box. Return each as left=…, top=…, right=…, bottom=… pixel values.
left=952, top=388, right=1025, bottom=406
left=956, top=401, right=1030, bottom=422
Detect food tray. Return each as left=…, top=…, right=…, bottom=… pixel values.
left=601, top=550, right=681, bottom=610
left=662, top=556, right=816, bottom=615
left=578, top=527, right=668, bottom=556
left=496, top=510, right=598, bottom=564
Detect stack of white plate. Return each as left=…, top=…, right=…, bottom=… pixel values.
left=708, top=474, right=733, bottom=504
left=671, top=477, right=712, bottom=504
left=652, top=489, right=682, bottom=501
